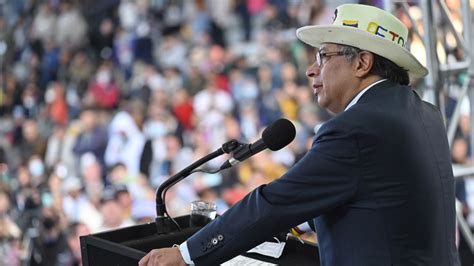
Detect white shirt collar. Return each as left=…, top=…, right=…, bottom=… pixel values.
left=344, top=79, right=387, bottom=111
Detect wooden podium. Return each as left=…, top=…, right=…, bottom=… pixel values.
left=80, top=215, right=320, bottom=265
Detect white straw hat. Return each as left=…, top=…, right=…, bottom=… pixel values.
left=296, top=4, right=428, bottom=77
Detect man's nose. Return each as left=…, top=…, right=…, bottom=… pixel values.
left=306, top=63, right=321, bottom=78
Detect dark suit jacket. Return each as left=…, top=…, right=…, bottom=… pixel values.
left=186, top=80, right=460, bottom=266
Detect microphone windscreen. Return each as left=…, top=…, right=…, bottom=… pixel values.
left=262, top=118, right=296, bottom=151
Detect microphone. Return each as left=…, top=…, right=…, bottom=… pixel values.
left=219, top=118, right=296, bottom=170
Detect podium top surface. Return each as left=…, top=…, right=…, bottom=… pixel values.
left=81, top=215, right=319, bottom=266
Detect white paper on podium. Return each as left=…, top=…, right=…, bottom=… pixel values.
left=221, top=255, right=277, bottom=266
left=247, top=241, right=286, bottom=258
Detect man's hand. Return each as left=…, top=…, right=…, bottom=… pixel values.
left=138, top=247, right=187, bottom=266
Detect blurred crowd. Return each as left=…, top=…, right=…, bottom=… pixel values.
left=0, top=0, right=472, bottom=265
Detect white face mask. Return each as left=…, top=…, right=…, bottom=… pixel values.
left=45, top=88, right=56, bottom=103
left=29, top=159, right=45, bottom=177
left=24, top=96, right=36, bottom=108
left=96, top=70, right=112, bottom=84
left=146, top=121, right=167, bottom=139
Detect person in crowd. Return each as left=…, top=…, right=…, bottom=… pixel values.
left=139, top=4, right=459, bottom=265
left=44, top=81, right=69, bottom=126
left=79, top=152, right=105, bottom=205
left=27, top=155, right=48, bottom=190
left=61, top=176, right=102, bottom=232
left=64, top=222, right=91, bottom=266
left=55, top=0, right=88, bottom=50
left=193, top=75, right=234, bottom=150
left=171, top=89, right=195, bottom=132
left=72, top=107, right=108, bottom=172
left=105, top=99, right=146, bottom=177
left=44, top=124, right=78, bottom=176
left=29, top=207, right=69, bottom=266
left=14, top=119, right=47, bottom=164
left=84, top=61, right=121, bottom=109
left=97, top=187, right=134, bottom=232
left=12, top=164, right=43, bottom=232
left=113, top=184, right=133, bottom=222
left=0, top=189, right=22, bottom=266
left=31, top=2, right=57, bottom=46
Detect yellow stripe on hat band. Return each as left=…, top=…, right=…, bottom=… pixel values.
left=342, top=20, right=359, bottom=27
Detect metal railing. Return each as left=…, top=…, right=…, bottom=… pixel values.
left=385, top=0, right=474, bottom=253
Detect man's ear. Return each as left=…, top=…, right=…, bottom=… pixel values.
left=354, top=51, right=374, bottom=78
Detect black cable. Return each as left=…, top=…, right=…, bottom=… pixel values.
left=162, top=185, right=182, bottom=231
left=189, top=168, right=221, bottom=174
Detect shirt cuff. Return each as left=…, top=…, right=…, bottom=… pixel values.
left=179, top=241, right=195, bottom=265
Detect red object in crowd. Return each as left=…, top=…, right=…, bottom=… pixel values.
left=222, top=186, right=248, bottom=205
left=173, top=100, right=194, bottom=130
left=88, top=82, right=120, bottom=109
left=47, top=88, right=69, bottom=126
left=49, top=98, right=69, bottom=125
left=247, top=0, right=267, bottom=15
left=214, top=73, right=229, bottom=93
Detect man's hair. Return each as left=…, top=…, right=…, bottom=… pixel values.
left=339, top=45, right=410, bottom=85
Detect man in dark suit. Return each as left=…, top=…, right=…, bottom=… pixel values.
left=140, top=4, right=460, bottom=266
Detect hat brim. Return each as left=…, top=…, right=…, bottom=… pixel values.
left=296, top=25, right=428, bottom=77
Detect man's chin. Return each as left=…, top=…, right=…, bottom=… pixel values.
left=317, top=97, right=327, bottom=108
left=317, top=100, right=337, bottom=115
